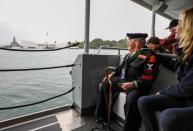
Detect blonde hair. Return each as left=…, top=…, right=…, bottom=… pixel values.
left=179, top=6, right=193, bottom=64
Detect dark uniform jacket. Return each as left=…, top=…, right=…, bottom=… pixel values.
left=114, top=48, right=159, bottom=90
left=160, top=49, right=193, bottom=98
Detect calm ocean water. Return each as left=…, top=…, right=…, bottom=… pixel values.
left=0, top=48, right=127, bottom=121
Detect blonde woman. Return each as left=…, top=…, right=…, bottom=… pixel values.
left=138, top=6, right=193, bottom=131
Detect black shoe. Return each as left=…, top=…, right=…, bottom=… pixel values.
left=96, top=117, right=105, bottom=124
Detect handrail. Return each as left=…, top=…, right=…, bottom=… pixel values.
left=0, top=62, right=77, bottom=110
left=0, top=87, right=75, bottom=110
left=97, top=46, right=127, bottom=55
left=0, top=64, right=75, bottom=72
left=158, top=53, right=177, bottom=58
left=0, top=63, right=77, bottom=109
left=97, top=47, right=177, bottom=58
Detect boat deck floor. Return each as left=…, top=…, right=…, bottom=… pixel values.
left=0, top=108, right=123, bottom=131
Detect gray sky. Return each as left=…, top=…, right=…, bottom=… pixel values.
left=0, top=0, right=170, bottom=45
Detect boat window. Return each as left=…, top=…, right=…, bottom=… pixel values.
left=0, top=0, right=84, bottom=121
left=90, top=0, right=170, bottom=55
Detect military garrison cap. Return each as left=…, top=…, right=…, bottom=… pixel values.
left=126, top=33, right=148, bottom=39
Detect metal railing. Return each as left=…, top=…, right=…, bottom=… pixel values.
left=0, top=44, right=79, bottom=110
left=157, top=53, right=177, bottom=58
left=97, top=46, right=128, bottom=55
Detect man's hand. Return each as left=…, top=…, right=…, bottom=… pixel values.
left=155, top=92, right=160, bottom=95
left=121, top=82, right=135, bottom=90
left=108, top=73, right=114, bottom=79
left=102, top=72, right=115, bottom=82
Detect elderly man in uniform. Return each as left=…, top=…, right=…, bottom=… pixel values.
left=95, top=33, right=159, bottom=131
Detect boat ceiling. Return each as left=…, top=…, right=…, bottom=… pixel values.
left=130, top=0, right=193, bottom=20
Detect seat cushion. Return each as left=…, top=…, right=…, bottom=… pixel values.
left=113, top=92, right=126, bottom=120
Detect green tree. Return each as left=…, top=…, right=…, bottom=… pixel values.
left=90, top=38, right=104, bottom=48
left=76, top=41, right=84, bottom=48
left=74, top=38, right=127, bottom=49
left=115, top=39, right=127, bottom=48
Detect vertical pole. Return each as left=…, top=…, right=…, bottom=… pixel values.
left=118, top=49, right=120, bottom=55
left=84, top=0, right=90, bottom=54
left=151, top=5, right=156, bottom=37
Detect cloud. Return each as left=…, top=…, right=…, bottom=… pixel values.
left=0, top=22, right=15, bottom=45
left=0, top=22, right=40, bottom=45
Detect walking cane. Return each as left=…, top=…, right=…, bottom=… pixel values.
left=105, top=67, right=113, bottom=130
left=91, top=67, right=113, bottom=131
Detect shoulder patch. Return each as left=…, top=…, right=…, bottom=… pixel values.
left=138, top=54, right=147, bottom=59
left=148, top=55, right=156, bottom=63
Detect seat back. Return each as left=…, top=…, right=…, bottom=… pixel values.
left=113, top=63, right=177, bottom=120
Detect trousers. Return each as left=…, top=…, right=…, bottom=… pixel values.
left=95, top=77, right=150, bottom=131
left=138, top=94, right=193, bottom=131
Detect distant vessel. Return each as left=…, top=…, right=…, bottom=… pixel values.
left=2, top=37, right=23, bottom=48
left=0, top=38, right=71, bottom=50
